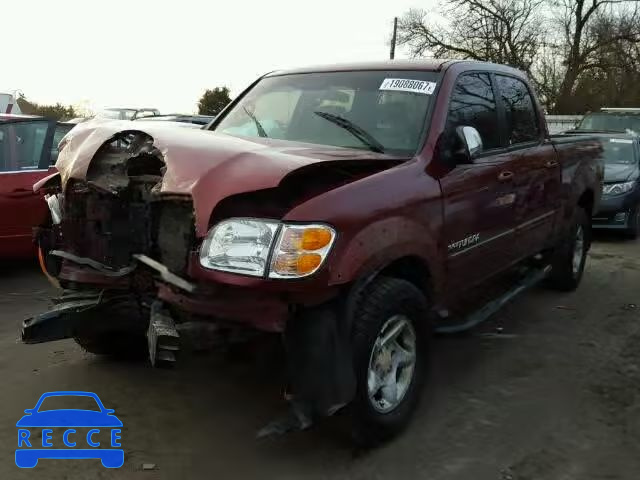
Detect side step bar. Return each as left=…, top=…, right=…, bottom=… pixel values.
left=435, top=265, right=551, bottom=335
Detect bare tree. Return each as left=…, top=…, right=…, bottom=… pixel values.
left=397, top=0, right=640, bottom=113
left=551, top=0, right=640, bottom=112
left=397, top=0, right=545, bottom=73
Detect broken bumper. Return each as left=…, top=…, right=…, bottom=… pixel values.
left=22, top=292, right=104, bottom=343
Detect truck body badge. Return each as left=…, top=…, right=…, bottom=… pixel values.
left=448, top=233, right=480, bottom=252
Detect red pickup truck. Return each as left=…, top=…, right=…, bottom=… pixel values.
left=24, top=60, right=603, bottom=445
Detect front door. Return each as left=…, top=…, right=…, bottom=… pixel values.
left=0, top=119, right=55, bottom=257
left=441, top=154, right=521, bottom=289
left=439, top=72, right=520, bottom=289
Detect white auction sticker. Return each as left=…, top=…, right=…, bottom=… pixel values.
left=379, top=78, right=437, bottom=95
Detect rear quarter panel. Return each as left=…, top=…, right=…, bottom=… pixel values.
left=551, top=135, right=604, bottom=236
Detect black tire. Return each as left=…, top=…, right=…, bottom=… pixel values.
left=624, top=206, right=640, bottom=240
left=547, top=207, right=590, bottom=291
left=73, top=302, right=149, bottom=360
left=350, top=277, right=430, bottom=447
left=74, top=331, right=147, bottom=360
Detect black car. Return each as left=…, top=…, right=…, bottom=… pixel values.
left=591, top=134, right=640, bottom=237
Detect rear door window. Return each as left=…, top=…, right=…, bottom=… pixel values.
left=446, top=73, right=500, bottom=150
left=0, top=121, right=49, bottom=172
left=495, top=75, right=540, bottom=145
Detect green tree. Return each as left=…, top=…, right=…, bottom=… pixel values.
left=197, top=87, right=231, bottom=116
left=16, top=95, right=78, bottom=121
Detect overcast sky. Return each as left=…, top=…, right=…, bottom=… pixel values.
left=4, top=0, right=435, bottom=114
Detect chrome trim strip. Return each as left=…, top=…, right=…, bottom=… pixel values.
left=516, top=210, right=556, bottom=230
left=449, top=228, right=515, bottom=257
left=448, top=210, right=556, bottom=258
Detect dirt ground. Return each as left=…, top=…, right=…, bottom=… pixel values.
left=1, top=233, right=639, bottom=479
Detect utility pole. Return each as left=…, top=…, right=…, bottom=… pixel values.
left=390, top=17, right=398, bottom=60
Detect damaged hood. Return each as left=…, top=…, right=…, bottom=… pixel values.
left=54, top=121, right=403, bottom=236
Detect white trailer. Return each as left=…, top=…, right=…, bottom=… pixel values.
left=0, top=92, right=22, bottom=114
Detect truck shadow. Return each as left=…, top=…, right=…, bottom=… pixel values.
left=591, top=229, right=638, bottom=244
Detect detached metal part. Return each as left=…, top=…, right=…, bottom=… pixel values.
left=147, top=301, right=180, bottom=366
left=134, top=254, right=196, bottom=293
left=44, top=194, right=62, bottom=225
left=50, top=250, right=136, bottom=277
left=22, top=291, right=103, bottom=343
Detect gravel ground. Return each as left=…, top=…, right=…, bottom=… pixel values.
left=0, top=233, right=638, bottom=479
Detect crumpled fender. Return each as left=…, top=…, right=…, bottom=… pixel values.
left=284, top=160, right=445, bottom=294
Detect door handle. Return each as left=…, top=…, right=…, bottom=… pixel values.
left=498, top=171, right=514, bottom=182
left=545, top=159, right=559, bottom=168
left=7, top=188, right=34, bottom=198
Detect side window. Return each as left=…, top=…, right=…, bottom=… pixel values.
left=447, top=72, right=500, bottom=150
left=496, top=75, right=539, bottom=145
left=0, top=121, right=48, bottom=172
left=135, top=110, right=156, bottom=119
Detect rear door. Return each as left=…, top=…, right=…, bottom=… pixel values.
left=494, top=75, right=561, bottom=258
left=0, top=119, right=55, bottom=257
left=440, top=72, right=522, bottom=288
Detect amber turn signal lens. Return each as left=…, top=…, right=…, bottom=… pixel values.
left=296, top=253, right=322, bottom=274
left=300, top=228, right=333, bottom=250
left=273, top=253, right=322, bottom=276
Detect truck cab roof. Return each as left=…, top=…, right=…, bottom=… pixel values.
left=268, top=59, right=526, bottom=78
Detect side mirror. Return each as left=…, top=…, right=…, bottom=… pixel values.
left=453, top=126, right=483, bottom=164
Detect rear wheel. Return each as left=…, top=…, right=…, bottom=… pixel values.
left=350, top=277, right=430, bottom=446
left=624, top=206, right=640, bottom=239
left=547, top=207, right=590, bottom=291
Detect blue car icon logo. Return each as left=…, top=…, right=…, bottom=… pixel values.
left=16, top=391, right=123, bottom=468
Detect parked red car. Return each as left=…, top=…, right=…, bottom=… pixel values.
left=0, top=114, right=73, bottom=258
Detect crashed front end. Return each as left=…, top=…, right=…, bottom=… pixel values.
left=23, top=122, right=403, bottom=430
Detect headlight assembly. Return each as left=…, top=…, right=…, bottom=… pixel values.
left=603, top=181, right=635, bottom=196
left=199, top=218, right=336, bottom=278
left=199, top=219, right=279, bottom=277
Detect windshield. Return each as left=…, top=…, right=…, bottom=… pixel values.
left=213, top=71, right=440, bottom=155
left=601, top=138, right=637, bottom=165
left=578, top=113, right=640, bottom=134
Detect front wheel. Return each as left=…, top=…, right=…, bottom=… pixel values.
left=546, top=207, right=590, bottom=291
left=74, top=331, right=147, bottom=360
left=350, top=277, right=430, bottom=446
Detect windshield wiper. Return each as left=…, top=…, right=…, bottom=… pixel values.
left=314, top=111, right=385, bottom=153
left=243, top=107, right=268, bottom=138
